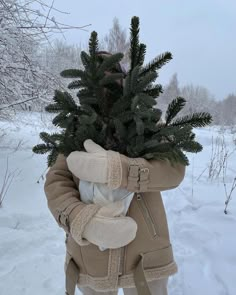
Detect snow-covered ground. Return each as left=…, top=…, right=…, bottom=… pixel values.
left=0, top=112, right=236, bottom=295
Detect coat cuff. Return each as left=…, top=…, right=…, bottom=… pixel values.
left=107, top=150, right=123, bottom=189
left=70, top=204, right=101, bottom=246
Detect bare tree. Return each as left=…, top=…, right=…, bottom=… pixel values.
left=180, top=84, right=215, bottom=116
left=217, top=94, right=236, bottom=126
left=39, top=39, right=83, bottom=77
left=0, top=0, right=89, bottom=115
left=100, top=17, right=130, bottom=69
left=158, top=73, right=180, bottom=113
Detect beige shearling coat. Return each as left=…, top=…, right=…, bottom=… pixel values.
left=44, top=154, right=185, bottom=294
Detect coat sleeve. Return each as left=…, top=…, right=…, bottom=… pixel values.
left=44, top=154, right=100, bottom=243
left=119, top=154, right=186, bottom=193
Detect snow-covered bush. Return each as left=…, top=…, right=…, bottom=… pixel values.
left=0, top=0, right=88, bottom=117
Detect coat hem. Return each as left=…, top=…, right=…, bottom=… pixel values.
left=76, top=262, right=178, bottom=292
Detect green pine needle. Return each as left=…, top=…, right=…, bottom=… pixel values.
left=97, top=53, right=124, bottom=77
left=165, top=97, right=186, bottom=124
left=47, top=149, right=59, bottom=167
left=39, top=132, right=55, bottom=145
left=130, top=66, right=140, bottom=93
left=137, top=43, right=146, bottom=66
left=99, top=73, right=123, bottom=86
left=32, top=144, right=51, bottom=154
left=89, top=31, right=99, bottom=58
left=134, top=116, right=144, bottom=135
left=136, top=71, right=157, bottom=92
left=33, top=16, right=212, bottom=168
left=52, top=112, right=69, bottom=128
left=68, top=80, right=84, bottom=89
left=79, top=97, right=98, bottom=106
left=130, top=16, right=140, bottom=70
left=113, top=118, right=126, bottom=139
left=63, top=92, right=78, bottom=110
left=144, top=84, right=163, bottom=98
left=172, top=112, right=213, bottom=127
left=60, top=69, right=85, bottom=78
left=45, top=103, right=62, bottom=113
left=80, top=51, right=91, bottom=70
left=123, top=73, right=131, bottom=96
left=140, top=52, right=172, bottom=77
left=178, top=140, right=203, bottom=153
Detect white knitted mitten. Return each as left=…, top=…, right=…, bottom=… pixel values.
left=70, top=201, right=137, bottom=249
left=66, top=139, right=123, bottom=189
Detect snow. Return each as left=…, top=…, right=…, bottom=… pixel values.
left=0, top=112, right=236, bottom=295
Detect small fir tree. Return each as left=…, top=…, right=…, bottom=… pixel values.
left=33, top=16, right=212, bottom=166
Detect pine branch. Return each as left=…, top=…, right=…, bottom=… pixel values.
left=33, top=17, right=212, bottom=168
left=111, top=96, right=131, bottom=116
left=80, top=51, right=91, bottom=70
left=130, top=66, right=140, bottom=93
left=165, top=97, right=186, bottom=124
left=143, top=151, right=172, bottom=161
left=52, top=112, right=71, bottom=128
left=155, top=125, right=189, bottom=137
left=137, top=43, right=146, bottom=66
left=123, top=72, right=131, bottom=96
left=177, top=140, right=203, bottom=153
left=79, top=96, right=98, bottom=106
left=130, top=16, right=140, bottom=70
left=99, top=73, right=123, bottom=86
left=97, top=53, right=124, bottom=77
left=172, top=149, right=189, bottom=165
left=148, top=108, right=162, bottom=122
left=63, top=92, right=78, bottom=110
left=79, top=112, right=97, bottom=124
left=134, top=116, right=144, bottom=135
left=47, top=149, right=59, bottom=167
left=131, top=95, right=139, bottom=111
left=89, top=31, right=99, bottom=58
left=60, top=69, right=85, bottom=78
left=68, top=80, right=84, bottom=89
left=52, top=90, right=65, bottom=106
left=140, top=52, right=172, bottom=77
left=113, top=118, right=126, bottom=139
left=172, top=112, right=213, bottom=127
left=144, top=122, right=160, bottom=133
left=136, top=71, right=157, bottom=92
left=39, top=132, right=56, bottom=146
left=144, top=84, right=163, bottom=98
left=45, top=103, right=62, bottom=113
left=118, top=111, right=134, bottom=123
left=50, top=91, right=78, bottom=111
left=131, top=93, right=156, bottom=110
left=50, top=133, right=64, bottom=142
left=78, top=88, right=93, bottom=99
left=32, top=143, right=51, bottom=154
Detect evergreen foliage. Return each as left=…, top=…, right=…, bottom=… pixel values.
left=33, top=16, right=212, bottom=167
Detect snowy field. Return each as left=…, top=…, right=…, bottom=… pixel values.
left=0, top=112, right=236, bottom=295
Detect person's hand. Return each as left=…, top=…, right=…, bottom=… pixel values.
left=66, top=139, right=123, bottom=189
left=70, top=201, right=137, bottom=249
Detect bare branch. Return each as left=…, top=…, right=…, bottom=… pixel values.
left=0, top=0, right=88, bottom=114
left=17, top=24, right=91, bottom=30
left=0, top=157, right=21, bottom=207
left=0, top=97, right=40, bottom=111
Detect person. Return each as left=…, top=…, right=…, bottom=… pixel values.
left=44, top=53, right=186, bottom=295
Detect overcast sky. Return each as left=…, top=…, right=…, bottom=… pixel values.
left=52, top=0, right=236, bottom=100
